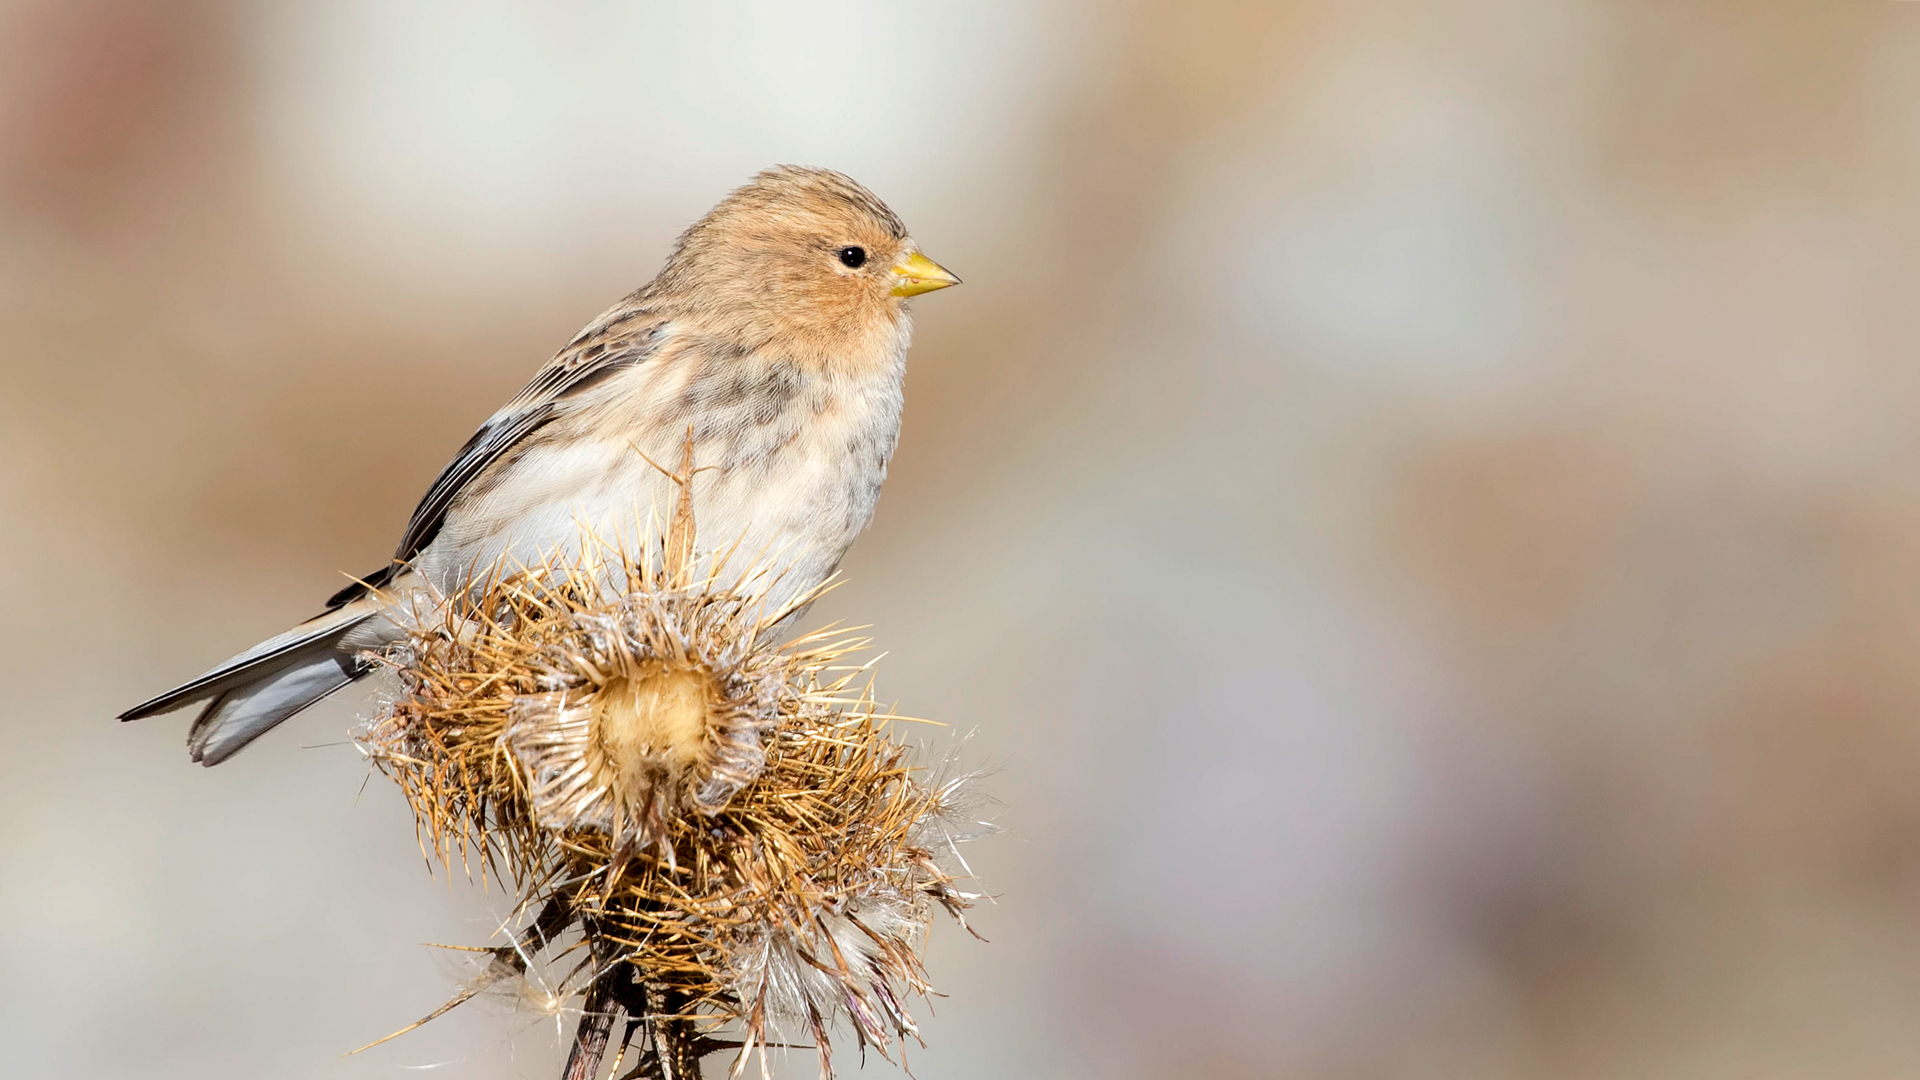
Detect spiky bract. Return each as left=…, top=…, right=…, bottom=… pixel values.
left=356, top=550, right=979, bottom=1074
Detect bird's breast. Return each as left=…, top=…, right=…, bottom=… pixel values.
left=423, top=342, right=906, bottom=614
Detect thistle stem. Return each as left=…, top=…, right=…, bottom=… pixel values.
left=566, top=966, right=722, bottom=1080
left=562, top=975, right=623, bottom=1080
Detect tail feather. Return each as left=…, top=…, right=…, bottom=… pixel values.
left=121, top=601, right=385, bottom=765
left=187, top=651, right=363, bottom=765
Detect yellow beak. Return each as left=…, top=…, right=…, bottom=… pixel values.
left=890, top=251, right=962, bottom=297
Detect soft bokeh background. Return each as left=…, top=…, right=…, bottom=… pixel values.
left=7, top=1, right=1920, bottom=1076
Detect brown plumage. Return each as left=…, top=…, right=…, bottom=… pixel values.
left=121, top=165, right=960, bottom=764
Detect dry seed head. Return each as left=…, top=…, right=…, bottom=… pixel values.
left=356, top=538, right=986, bottom=1074
left=499, top=580, right=792, bottom=851
left=599, top=665, right=709, bottom=773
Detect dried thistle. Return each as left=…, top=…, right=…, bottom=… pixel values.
left=354, top=449, right=986, bottom=1079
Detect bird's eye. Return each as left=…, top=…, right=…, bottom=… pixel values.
left=837, top=246, right=868, bottom=269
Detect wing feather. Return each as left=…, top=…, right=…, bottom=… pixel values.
left=380, top=309, right=666, bottom=574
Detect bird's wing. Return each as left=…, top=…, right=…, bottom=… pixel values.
left=326, top=306, right=666, bottom=609
left=395, top=307, right=668, bottom=565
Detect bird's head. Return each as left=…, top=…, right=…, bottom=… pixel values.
left=652, top=166, right=959, bottom=368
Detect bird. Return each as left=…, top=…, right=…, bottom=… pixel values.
left=120, top=166, right=959, bottom=765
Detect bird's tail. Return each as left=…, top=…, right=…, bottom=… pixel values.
left=120, top=598, right=386, bottom=765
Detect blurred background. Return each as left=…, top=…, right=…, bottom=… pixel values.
left=6, top=1, right=1920, bottom=1076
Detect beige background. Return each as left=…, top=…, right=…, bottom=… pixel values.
left=7, top=2, right=1920, bottom=1077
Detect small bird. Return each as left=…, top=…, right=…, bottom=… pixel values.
left=121, top=166, right=959, bottom=765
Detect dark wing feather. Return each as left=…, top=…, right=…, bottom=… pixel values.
left=394, top=312, right=666, bottom=564
left=389, top=405, right=562, bottom=564
left=329, top=309, right=666, bottom=609
left=498, top=304, right=663, bottom=414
